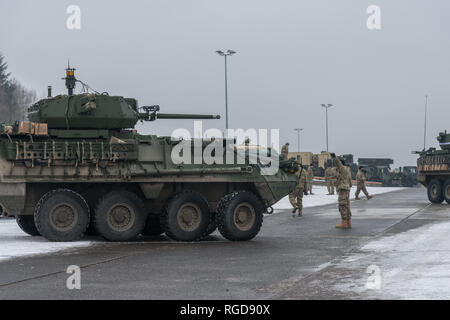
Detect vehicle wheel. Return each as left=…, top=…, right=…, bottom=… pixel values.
left=443, top=180, right=450, bottom=204
left=34, top=189, right=90, bottom=242
left=161, top=191, right=211, bottom=241
left=428, top=179, right=444, bottom=204
left=94, top=191, right=147, bottom=241
left=142, top=215, right=164, bottom=236
left=217, top=191, right=264, bottom=241
left=16, top=215, right=40, bottom=236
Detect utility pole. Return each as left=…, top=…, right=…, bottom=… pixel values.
left=294, top=128, right=303, bottom=152
left=424, top=95, right=428, bottom=150
left=215, top=50, right=236, bottom=130
left=321, top=104, right=333, bottom=152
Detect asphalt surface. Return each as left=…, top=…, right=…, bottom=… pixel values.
left=0, top=187, right=447, bottom=300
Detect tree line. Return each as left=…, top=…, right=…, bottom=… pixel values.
left=0, top=52, right=36, bottom=123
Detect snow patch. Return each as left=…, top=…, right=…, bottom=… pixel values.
left=0, top=219, right=91, bottom=262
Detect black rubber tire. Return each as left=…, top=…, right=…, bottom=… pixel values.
left=428, top=179, right=444, bottom=204
left=84, top=220, right=97, bottom=236
left=34, top=189, right=90, bottom=242
left=94, top=191, right=147, bottom=241
left=16, top=215, right=40, bottom=236
left=204, top=213, right=218, bottom=236
left=142, top=215, right=164, bottom=236
left=443, top=180, right=450, bottom=204
left=217, top=191, right=264, bottom=241
left=161, top=191, right=211, bottom=241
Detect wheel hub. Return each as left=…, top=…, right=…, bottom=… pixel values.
left=49, top=203, right=77, bottom=232
left=107, top=204, right=135, bottom=232
left=233, top=202, right=255, bottom=231
left=177, top=202, right=201, bottom=232
left=432, top=185, right=438, bottom=196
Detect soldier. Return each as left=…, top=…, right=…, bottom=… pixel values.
left=325, top=165, right=333, bottom=195
left=329, top=166, right=337, bottom=195
left=331, top=153, right=353, bottom=229
left=281, top=142, right=289, bottom=160
left=289, top=165, right=308, bottom=217
left=355, top=166, right=373, bottom=200
left=307, top=165, right=314, bottom=195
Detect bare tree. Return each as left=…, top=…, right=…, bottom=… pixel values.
left=0, top=52, right=36, bottom=123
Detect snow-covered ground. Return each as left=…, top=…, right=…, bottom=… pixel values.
left=272, top=185, right=404, bottom=212
left=330, top=220, right=450, bottom=299
left=0, top=219, right=91, bottom=262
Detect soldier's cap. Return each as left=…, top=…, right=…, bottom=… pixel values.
left=286, top=142, right=290, bottom=145
left=359, top=166, right=364, bottom=170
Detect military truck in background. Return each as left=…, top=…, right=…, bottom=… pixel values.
left=417, top=131, right=450, bottom=203
left=358, top=158, right=394, bottom=185
left=389, top=166, right=418, bottom=187
left=311, top=151, right=331, bottom=177
left=0, top=67, right=299, bottom=242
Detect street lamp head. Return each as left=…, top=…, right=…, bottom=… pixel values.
left=227, top=50, right=236, bottom=55
left=321, top=103, right=333, bottom=108
left=215, top=50, right=225, bottom=56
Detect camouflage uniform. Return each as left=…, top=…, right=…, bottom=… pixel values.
left=334, top=157, right=352, bottom=223
left=329, top=167, right=337, bottom=195
left=306, top=166, right=314, bottom=195
left=355, top=169, right=372, bottom=199
left=281, top=143, right=289, bottom=160
left=289, top=167, right=308, bottom=216
left=325, top=167, right=334, bottom=195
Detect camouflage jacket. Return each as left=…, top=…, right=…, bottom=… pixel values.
left=325, top=167, right=333, bottom=180
left=356, top=169, right=366, bottom=185
left=334, top=157, right=352, bottom=191
left=307, top=167, right=313, bottom=181
left=330, top=167, right=338, bottom=181
left=296, top=167, right=308, bottom=189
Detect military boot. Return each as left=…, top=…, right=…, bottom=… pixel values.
left=347, top=219, right=352, bottom=228
left=367, top=195, right=373, bottom=200
left=335, top=220, right=349, bottom=229
left=355, top=196, right=361, bottom=200
left=298, top=210, right=303, bottom=217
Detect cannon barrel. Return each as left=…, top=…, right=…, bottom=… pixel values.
left=156, top=113, right=221, bottom=120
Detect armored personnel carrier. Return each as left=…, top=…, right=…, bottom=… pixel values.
left=0, top=67, right=298, bottom=242
left=417, top=131, right=450, bottom=203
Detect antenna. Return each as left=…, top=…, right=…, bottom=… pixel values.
left=424, top=95, right=428, bottom=151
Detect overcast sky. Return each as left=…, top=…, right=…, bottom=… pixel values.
left=1, top=0, right=449, bottom=166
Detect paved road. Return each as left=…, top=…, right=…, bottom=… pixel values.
left=0, top=187, right=447, bottom=299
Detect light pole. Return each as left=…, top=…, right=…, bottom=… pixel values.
left=216, top=50, right=236, bottom=130
left=424, top=95, right=428, bottom=150
left=294, top=128, right=303, bottom=152
left=321, top=104, right=333, bottom=152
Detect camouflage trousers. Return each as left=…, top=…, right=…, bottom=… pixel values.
left=307, top=182, right=313, bottom=194
left=327, top=180, right=335, bottom=194
left=355, top=182, right=369, bottom=198
left=338, top=189, right=352, bottom=221
left=289, top=185, right=304, bottom=213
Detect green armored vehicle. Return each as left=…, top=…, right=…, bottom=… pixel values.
left=417, top=131, right=450, bottom=203
left=0, top=67, right=298, bottom=242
